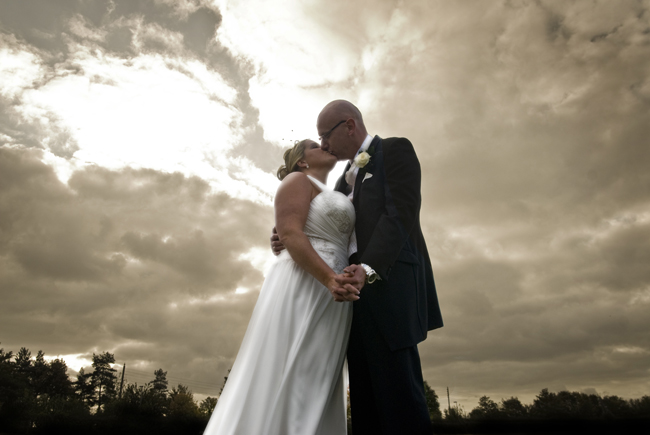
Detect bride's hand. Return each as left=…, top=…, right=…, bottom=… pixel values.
left=336, top=264, right=366, bottom=291
left=327, top=276, right=360, bottom=302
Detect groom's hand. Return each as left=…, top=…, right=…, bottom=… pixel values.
left=336, top=264, right=366, bottom=291
left=328, top=275, right=360, bottom=302
left=331, top=283, right=360, bottom=302
left=270, top=227, right=285, bottom=256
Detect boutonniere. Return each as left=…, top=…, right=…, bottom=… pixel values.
left=345, top=143, right=376, bottom=185
left=355, top=143, right=376, bottom=168
left=354, top=151, right=371, bottom=168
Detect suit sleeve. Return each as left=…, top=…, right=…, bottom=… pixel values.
left=359, top=138, right=421, bottom=280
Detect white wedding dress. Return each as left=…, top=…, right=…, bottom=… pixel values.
left=204, top=175, right=355, bottom=435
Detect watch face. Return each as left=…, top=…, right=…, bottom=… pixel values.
left=368, top=274, right=377, bottom=284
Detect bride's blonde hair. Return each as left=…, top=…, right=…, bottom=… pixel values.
left=277, top=139, right=309, bottom=181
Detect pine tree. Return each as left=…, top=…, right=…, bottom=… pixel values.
left=74, top=367, right=94, bottom=407
left=0, top=345, right=13, bottom=364
left=150, top=368, right=168, bottom=394
left=90, top=352, right=118, bottom=411
left=45, top=358, right=73, bottom=398
left=14, top=347, right=32, bottom=379
left=32, top=350, right=49, bottom=397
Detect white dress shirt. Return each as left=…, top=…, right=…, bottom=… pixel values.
left=347, top=134, right=373, bottom=201
left=345, top=134, right=373, bottom=260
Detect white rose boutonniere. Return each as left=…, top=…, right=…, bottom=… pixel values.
left=345, top=150, right=373, bottom=185
left=354, top=151, right=371, bottom=168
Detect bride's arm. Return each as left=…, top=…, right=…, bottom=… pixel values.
left=275, top=172, right=359, bottom=302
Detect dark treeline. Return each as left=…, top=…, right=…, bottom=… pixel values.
left=0, top=345, right=215, bottom=434
left=1, top=345, right=649, bottom=434
left=434, top=389, right=650, bottom=434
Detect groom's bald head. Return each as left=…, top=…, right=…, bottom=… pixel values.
left=317, top=100, right=368, bottom=161
left=320, top=100, right=365, bottom=126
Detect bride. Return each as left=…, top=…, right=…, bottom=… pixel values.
left=204, top=139, right=360, bottom=434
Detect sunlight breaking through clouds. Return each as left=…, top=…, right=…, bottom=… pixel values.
left=20, top=45, right=241, bottom=178
left=1, top=7, right=278, bottom=205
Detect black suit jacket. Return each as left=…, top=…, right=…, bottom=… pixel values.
left=335, top=136, right=443, bottom=351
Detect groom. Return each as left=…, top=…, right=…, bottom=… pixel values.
left=274, top=100, right=443, bottom=434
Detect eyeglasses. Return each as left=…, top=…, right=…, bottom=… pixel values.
left=318, top=120, right=347, bottom=142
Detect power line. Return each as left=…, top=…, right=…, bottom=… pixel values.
left=116, top=365, right=222, bottom=390
left=125, top=367, right=222, bottom=383
left=124, top=373, right=219, bottom=388
left=126, top=372, right=221, bottom=388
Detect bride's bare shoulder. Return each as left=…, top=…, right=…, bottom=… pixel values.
left=275, top=172, right=312, bottom=201
left=281, top=171, right=309, bottom=184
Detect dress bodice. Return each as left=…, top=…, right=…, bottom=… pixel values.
left=277, top=175, right=356, bottom=274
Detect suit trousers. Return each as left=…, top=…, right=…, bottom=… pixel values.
left=347, top=303, right=432, bottom=435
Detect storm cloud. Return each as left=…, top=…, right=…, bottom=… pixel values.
left=1, top=0, right=649, bottom=407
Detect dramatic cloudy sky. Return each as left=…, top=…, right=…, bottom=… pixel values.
left=1, top=0, right=649, bottom=409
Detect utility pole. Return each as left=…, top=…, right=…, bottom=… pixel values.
left=119, top=363, right=126, bottom=399
left=447, top=386, right=451, bottom=411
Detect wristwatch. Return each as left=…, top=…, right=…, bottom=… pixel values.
left=361, top=263, right=380, bottom=284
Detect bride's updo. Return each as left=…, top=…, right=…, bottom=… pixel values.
left=277, top=139, right=309, bottom=181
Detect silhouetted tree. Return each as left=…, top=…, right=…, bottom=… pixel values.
left=530, top=389, right=610, bottom=420
left=424, top=381, right=442, bottom=420
left=599, top=394, right=632, bottom=418
left=150, top=368, right=169, bottom=394
left=15, top=347, right=32, bottom=378
left=0, top=346, right=12, bottom=364
left=629, top=395, right=650, bottom=418
left=168, top=384, right=200, bottom=418
left=2, top=347, right=35, bottom=430
left=32, top=350, right=49, bottom=396
left=0, top=346, right=31, bottom=432
left=199, top=396, right=218, bottom=416
left=45, top=358, right=74, bottom=398
left=74, top=367, right=94, bottom=406
left=106, top=382, right=168, bottom=418
left=0, top=346, right=15, bottom=402
left=500, top=396, right=528, bottom=419
left=219, top=369, right=231, bottom=396
left=91, top=352, right=118, bottom=411
left=470, top=395, right=501, bottom=419
left=444, top=403, right=466, bottom=421
left=0, top=347, right=78, bottom=432
left=530, top=388, right=559, bottom=419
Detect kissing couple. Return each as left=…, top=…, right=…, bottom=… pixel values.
left=204, top=100, right=443, bottom=435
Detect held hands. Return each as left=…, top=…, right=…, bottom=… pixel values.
left=330, top=264, right=366, bottom=302
left=328, top=273, right=360, bottom=303
left=336, top=264, right=366, bottom=292
left=270, top=227, right=285, bottom=256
